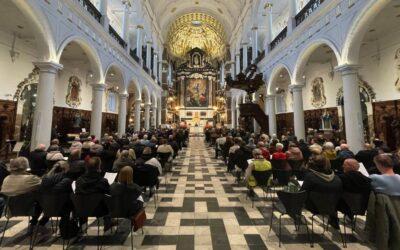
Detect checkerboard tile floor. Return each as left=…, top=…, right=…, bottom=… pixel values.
left=0, top=136, right=374, bottom=249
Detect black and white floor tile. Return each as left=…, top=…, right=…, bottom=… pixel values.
left=0, top=136, right=373, bottom=249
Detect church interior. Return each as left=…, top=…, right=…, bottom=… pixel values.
left=0, top=0, right=400, bottom=249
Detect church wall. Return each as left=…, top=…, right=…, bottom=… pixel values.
left=0, top=30, right=38, bottom=101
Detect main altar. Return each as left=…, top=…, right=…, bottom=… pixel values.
left=173, top=48, right=222, bottom=127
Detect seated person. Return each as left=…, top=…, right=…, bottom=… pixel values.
left=46, top=151, right=64, bottom=170
left=68, top=149, right=86, bottom=180
left=370, top=154, right=400, bottom=196
left=139, top=147, right=162, bottom=175
left=355, top=143, right=378, bottom=173
left=246, top=138, right=257, bottom=151
left=301, top=154, right=343, bottom=228
left=157, top=139, right=174, bottom=161
left=89, top=140, right=104, bottom=157
left=337, top=144, right=355, bottom=161
left=272, top=143, right=287, bottom=160
left=244, top=149, right=272, bottom=195
left=75, top=157, right=113, bottom=231
left=322, top=142, right=337, bottom=160
left=286, top=142, right=303, bottom=161
left=1, top=157, right=48, bottom=233
left=112, top=150, right=135, bottom=172
left=257, top=141, right=270, bottom=160
left=47, top=139, right=65, bottom=155
left=110, top=166, right=143, bottom=216
left=29, top=144, right=48, bottom=177
left=167, top=135, right=179, bottom=158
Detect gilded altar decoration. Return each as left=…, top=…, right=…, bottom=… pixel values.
left=311, top=77, right=326, bottom=108
left=167, top=13, right=226, bottom=59
left=66, top=76, right=82, bottom=108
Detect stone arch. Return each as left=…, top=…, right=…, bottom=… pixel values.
left=104, top=62, right=126, bottom=89
left=342, top=0, right=391, bottom=64
left=141, top=85, right=151, bottom=104
left=293, top=38, right=341, bottom=84
left=267, top=63, right=293, bottom=95
left=128, top=78, right=141, bottom=100
left=151, top=92, right=158, bottom=107
left=13, top=0, right=56, bottom=60
left=57, top=36, right=103, bottom=83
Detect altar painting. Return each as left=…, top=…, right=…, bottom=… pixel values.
left=185, top=78, right=208, bottom=107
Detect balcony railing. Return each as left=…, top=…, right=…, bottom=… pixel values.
left=270, top=27, right=287, bottom=51
left=143, top=65, right=150, bottom=74
left=130, top=49, right=140, bottom=64
left=254, top=50, right=265, bottom=64
left=77, top=0, right=102, bottom=23
left=295, top=0, right=325, bottom=26
left=109, top=25, right=127, bottom=49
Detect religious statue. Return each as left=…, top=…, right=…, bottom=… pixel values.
left=66, top=76, right=82, bottom=108
left=395, top=48, right=400, bottom=90
left=311, top=77, right=327, bottom=108
left=321, top=110, right=333, bottom=130
left=73, top=111, right=82, bottom=128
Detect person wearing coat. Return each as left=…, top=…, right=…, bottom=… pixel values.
left=29, top=144, right=48, bottom=176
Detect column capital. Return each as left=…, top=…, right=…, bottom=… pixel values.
left=144, top=103, right=152, bottom=107
left=119, top=92, right=129, bottom=99
left=241, top=42, right=249, bottom=46
left=146, top=41, right=153, bottom=45
left=289, top=84, right=304, bottom=92
left=91, top=83, right=106, bottom=91
left=251, top=26, right=258, bottom=31
left=134, top=99, right=142, bottom=104
left=136, top=25, right=144, bottom=29
left=33, top=61, right=63, bottom=73
left=265, top=94, right=276, bottom=101
left=335, top=64, right=361, bottom=75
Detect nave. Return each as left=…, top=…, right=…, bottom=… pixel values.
left=0, top=136, right=372, bottom=250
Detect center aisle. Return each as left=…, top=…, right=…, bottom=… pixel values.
left=136, top=136, right=271, bottom=249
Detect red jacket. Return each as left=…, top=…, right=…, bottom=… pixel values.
left=272, top=151, right=287, bottom=160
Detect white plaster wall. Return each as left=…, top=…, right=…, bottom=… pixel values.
left=358, top=29, right=400, bottom=102
left=0, top=31, right=38, bottom=100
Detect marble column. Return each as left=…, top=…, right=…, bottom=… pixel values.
left=336, top=64, right=364, bottom=152
left=158, top=61, right=163, bottom=83
left=136, top=25, right=143, bottom=63
left=167, top=62, right=172, bottom=85
left=231, top=107, right=236, bottom=129
left=118, top=93, right=128, bottom=136
left=242, top=43, right=248, bottom=71
left=251, top=27, right=258, bottom=62
left=90, top=83, right=105, bottom=139
left=220, top=62, right=225, bottom=87
left=157, top=101, right=162, bottom=126
left=153, top=53, right=158, bottom=81
left=99, top=0, right=109, bottom=29
left=235, top=53, right=241, bottom=75
left=236, top=104, right=241, bottom=129
left=144, top=103, right=151, bottom=130
left=30, top=62, right=63, bottom=150
left=253, top=93, right=260, bottom=133
left=151, top=105, right=157, bottom=128
left=265, top=5, right=273, bottom=52
left=289, top=84, right=305, bottom=140
left=134, top=99, right=141, bottom=132
left=230, top=61, right=235, bottom=77
left=265, top=95, right=277, bottom=136
left=146, top=41, right=152, bottom=71
left=288, top=0, right=298, bottom=34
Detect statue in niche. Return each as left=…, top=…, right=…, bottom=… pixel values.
left=311, top=77, right=327, bottom=108
left=66, top=76, right=82, bottom=108
left=321, top=110, right=333, bottom=130
left=192, top=53, right=201, bottom=67
left=395, top=48, right=400, bottom=90
left=73, top=111, right=82, bottom=128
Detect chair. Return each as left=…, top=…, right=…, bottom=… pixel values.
left=70, top=193, right=105, bottom=250
left=271, top=159, right=292, bottom=188
left=287, top=160, right=305, bottom=180
left=157, top=152, right=172, bottom=188
left=37, top=193, right=71, bottom=234
left=248, top=170, right=272, bottom=207
left=133, top=165, right=160, bottom=207
left=0, top=193, right=38, bottom=249
left=269, top=190, right=310, bottom=247
left=105, top=194, right=144, bottom=250
left=308, top=191, right=346, bottom=248
left=342, top=192, right=369, bottom=235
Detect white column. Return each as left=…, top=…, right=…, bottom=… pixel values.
left=289, top=84, right=305, bottom=140
left=146, top=41, right=152, bottom=71
left=235, top=53, right=241, bottom=75
left=265, top=5, right=273, bottom=52
left=144, top=103, right=151, bottom=130
left=158, top=61, right=163, bottom=83
left=168, top=62, right=172, bottom=85
left=231, top=107, right=236, bottom=128
left=153, top=53, right=158, bottom=81
left=236, top=104, right=241, bottom=128
left=242, top=43, right=248, bottom=71
left=151, top=105, right=157, bottom=128
left=122, top=2, right=130, bottom=43
left=288, top=0, right=298, bottom=34
left=266, top=95, right=277, bottom=136
left=230, top=61, right=235, bottom=77
left=220, top=62, right=225, bottom=87
left=336, top=64, right=364, bottom=152
left=136, top=25, right=143, bottom=63
left=90, top=83, right=105, bottom=139
left=30, top=62, right=63, bottom=150
left=253, top=93, right=260, bottom=133
left=134, top=99, right=141, bottom=132
left=118, top=93, right=128, bottom=136
left=157, top=101, right=162, bottom=126
left=99, top=0, right=109, bottom=29
left=251, top=27, right=258, bottom=62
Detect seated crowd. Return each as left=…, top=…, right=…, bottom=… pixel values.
left=207, top=126, right=400, bottom=248
left=0, top=127, right=187, bottom=242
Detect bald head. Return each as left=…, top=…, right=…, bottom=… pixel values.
left=340, top=144, right=349, bottom=151
left=343, top=158, right=359, bottom=173
left=37, top=144, right=46, bottom=151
